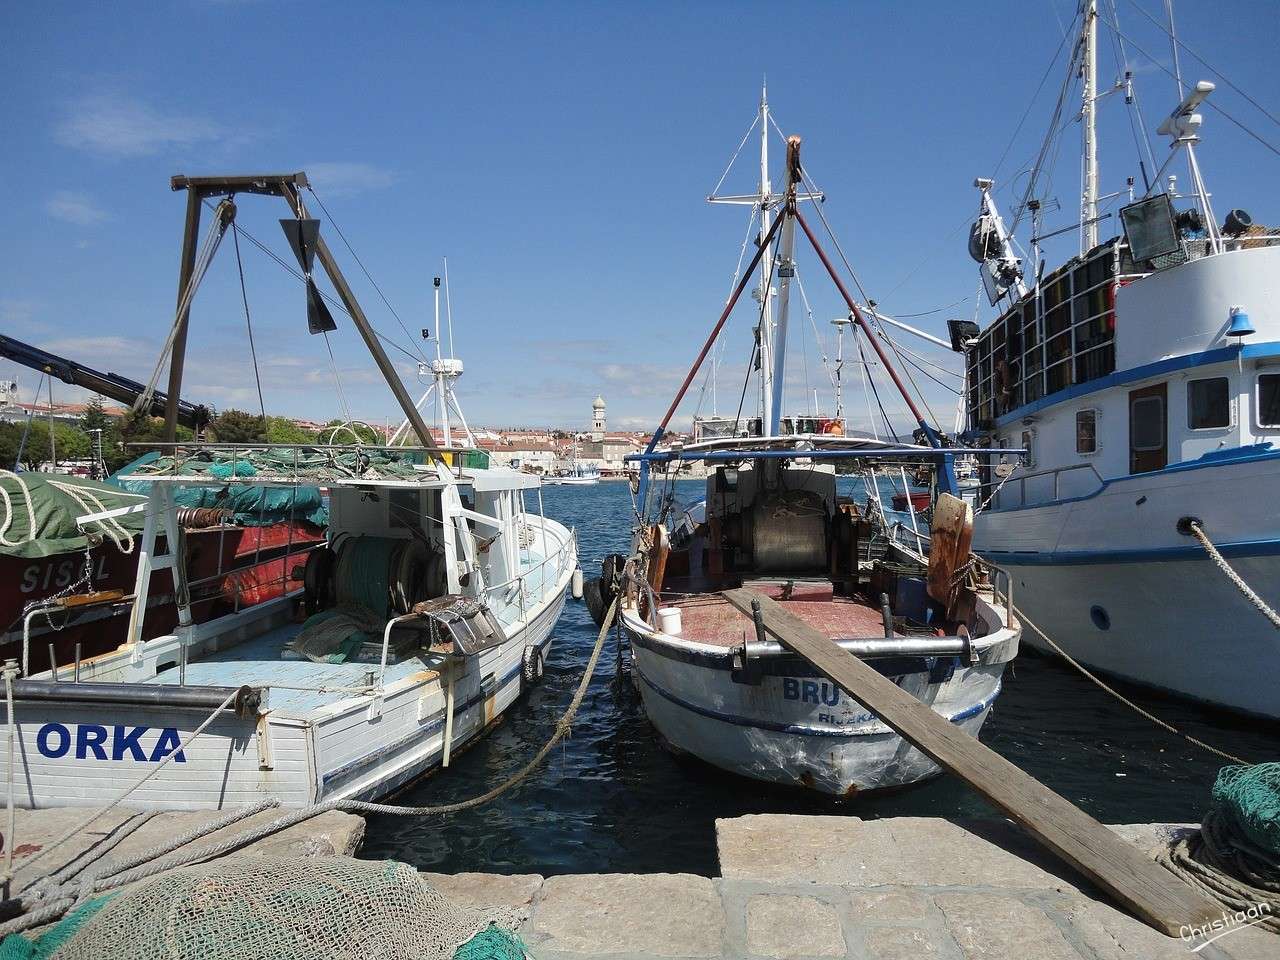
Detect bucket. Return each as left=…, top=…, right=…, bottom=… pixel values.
left=657, top=607, right=683, bottom=636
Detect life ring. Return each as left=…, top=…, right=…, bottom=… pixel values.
left=522, top=645, right=546, bottom=686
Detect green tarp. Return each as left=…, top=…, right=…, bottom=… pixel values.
left=112, top=452, right=329, bottom=528
left=0, top=471, right=148, bottom=559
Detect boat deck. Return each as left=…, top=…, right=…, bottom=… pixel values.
left=664, top=593, right=890, bottom=647
left=140, top=622, right=440, bottom=718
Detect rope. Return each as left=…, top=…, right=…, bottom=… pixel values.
left=1011, top=603, right=1254, bottom=765
left=134, top=199, right=234, bottom=418
left=13, top=687, right=242, bottom=879
left=1186, top=520, right=1280, bottom=630
left=0, top=600, right=621, bottom=934
left=231, top=225, right=268, bottom=421
left=0, top=471, right=36, bottom=548
left=1158, top=806, right=1280, bottom=934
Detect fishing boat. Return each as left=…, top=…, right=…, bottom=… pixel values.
left=961, top=1, right=1280, bottom=719
left=591, top=98, right=1020, bottom=796
left=0, top=470, right=325, bottom=676
left=545, top=461, right=601, bottom=486
left=0, top=172, right=578, bottom=809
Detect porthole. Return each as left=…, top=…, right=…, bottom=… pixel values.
left=1089, top=605, right=1111, bottom=631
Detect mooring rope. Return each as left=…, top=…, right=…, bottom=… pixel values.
left=0, top=599, right=620, bottom=935
left=1158, top=806, right=1280, bottom=934
left=1185, top=519, right=1280, bottom=631
left=1011, top=604, right=1254, bottom=766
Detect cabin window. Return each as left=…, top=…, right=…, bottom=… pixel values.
left=1020, top=429, right=1036, bottom=468
left=1075, top=409, right=1097, bottom=454
left=1187, top=377, right=1230, bottom=429
left=388, top=489, right=420, bottom=528
left=1258, top=374, right=1280, bottom=427
left=1131, top=396, right=1165, bottom=450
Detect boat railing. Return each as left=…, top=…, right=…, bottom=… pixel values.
left=995, top=461, right=1105, bottom=510
left=482, top=517, right=576, bottom=609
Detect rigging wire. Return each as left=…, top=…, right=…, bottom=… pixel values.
left=991, top=13, right=1079, bottom=182
left=205, top=200, right=425, bottom=365
left=795, top=163, right=944, bottom=430
left=1097, top=13, right=1280, bottom=158
left=1105, top=0, right=1160, bottom=183
left=305, top=186, right=427, bottom=363
left=1123, top=0, right=1279, bottom=128
left=231, top=225, right=268, bottom=422
left=855, top=332, right=898, bottom=442
left=708, top=113, right=761, bottom=198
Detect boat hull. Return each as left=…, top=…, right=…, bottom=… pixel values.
left=622, top=602, right=1017, bottom=796
left=975, top=453, right=1280, bottom=719
left=2, top=574, right=572, bottom=810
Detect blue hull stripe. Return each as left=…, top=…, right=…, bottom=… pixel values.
left=979, top=536, right=1280, bottom=567
left=635, top=667, right=999, bottom=739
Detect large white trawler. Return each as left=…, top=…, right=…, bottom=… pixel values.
left=1, top=173, right=578, bottom=809
left=964, top=3, right=1280, bottom=718
left=591, top=97, right=1021, bottom=797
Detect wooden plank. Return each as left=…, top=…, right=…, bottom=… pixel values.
left=721, top=588, right=1221, bottom=937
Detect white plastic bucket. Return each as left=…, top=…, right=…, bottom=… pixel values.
left=657, top=607, right=683, bottom=636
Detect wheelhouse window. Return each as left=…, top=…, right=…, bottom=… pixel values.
left=1075, top=409, right=1097, bottom=454
left=1259, top=374, right=1280, bottom=428
left=1187, top=376, right=1230, bottom=429
left=1131, top=396, right=1165, bottom=450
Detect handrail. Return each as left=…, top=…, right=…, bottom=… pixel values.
left=482, top=517, right=575, bottom=599
left=1005, top=461, right=1105, bottom=508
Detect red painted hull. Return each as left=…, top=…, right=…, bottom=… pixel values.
left=891, top=491, right=932, bottom=512
left=0, top=522, right=324, bottom=674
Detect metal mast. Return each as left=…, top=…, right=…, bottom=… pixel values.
left=755, top=83, right=776, bottom=433
left=1080, top=0, right=1100, bottom=253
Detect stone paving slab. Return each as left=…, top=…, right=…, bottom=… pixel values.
left=5, top=806, right=365, bottom=892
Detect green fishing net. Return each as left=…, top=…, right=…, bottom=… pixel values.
left=1213, top=762, right=1280, bottom=856
left=0, top=896, right=116, bottom=960
left=4, top=857, right=526, bottom=960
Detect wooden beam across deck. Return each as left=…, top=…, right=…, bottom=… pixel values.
left=720, top=587, right=1222, bottom=938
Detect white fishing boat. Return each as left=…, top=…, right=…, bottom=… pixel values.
left=591, top=95, right=1020, bottom=796
left=0, top=173, right=579, bottom=808
left=961, top=2, right=1280, bottom=719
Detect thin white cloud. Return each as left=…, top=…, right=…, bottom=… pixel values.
left=55, top=92, right=222, bottom=158
left=304, top=162, right=396, bottom=197
left=46, top=190, right=109, bottom=225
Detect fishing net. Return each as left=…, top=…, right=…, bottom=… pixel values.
left=286, top=605, right=383, bottom=663
left=1213, top=762, right=1280, bottom=856
left=15, top=857, right=527, bottom=960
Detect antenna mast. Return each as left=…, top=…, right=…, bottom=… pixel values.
left=1080, top=0, right=1100, bottom=254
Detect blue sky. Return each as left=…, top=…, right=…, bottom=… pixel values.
left=3, top=0, right=1277, bottom=435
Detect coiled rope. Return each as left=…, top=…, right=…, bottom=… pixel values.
left=1184, top=519, right=1280, bottom=631
left=1159, top=805, right=1280, bottom=935
left=1011, top=603, right=1254, bottom=766
left=0, top=598, right=620, bottom=936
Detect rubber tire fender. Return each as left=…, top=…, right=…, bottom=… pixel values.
left=522, top=644, right=546, bottom=687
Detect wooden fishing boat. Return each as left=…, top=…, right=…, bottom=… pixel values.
left=0, top=172, right=579, bottom=809
left=589, top=98, right=1020, bottom=796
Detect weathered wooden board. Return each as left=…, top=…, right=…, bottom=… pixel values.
left=721, top=588, right=1221, bottom=937
left=926, top=492, right=973, bottom=620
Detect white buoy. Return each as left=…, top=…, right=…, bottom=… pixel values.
left=658, top=607, right=683, bottom=636
left=571, top=567, right=584, bottom=600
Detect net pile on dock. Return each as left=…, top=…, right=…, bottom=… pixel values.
left=1, top=857, right=527, bottom=960
left=1160, top=762, right=1280, bottom=933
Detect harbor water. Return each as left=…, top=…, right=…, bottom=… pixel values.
left=362, top=479, right=1280, bottom=876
